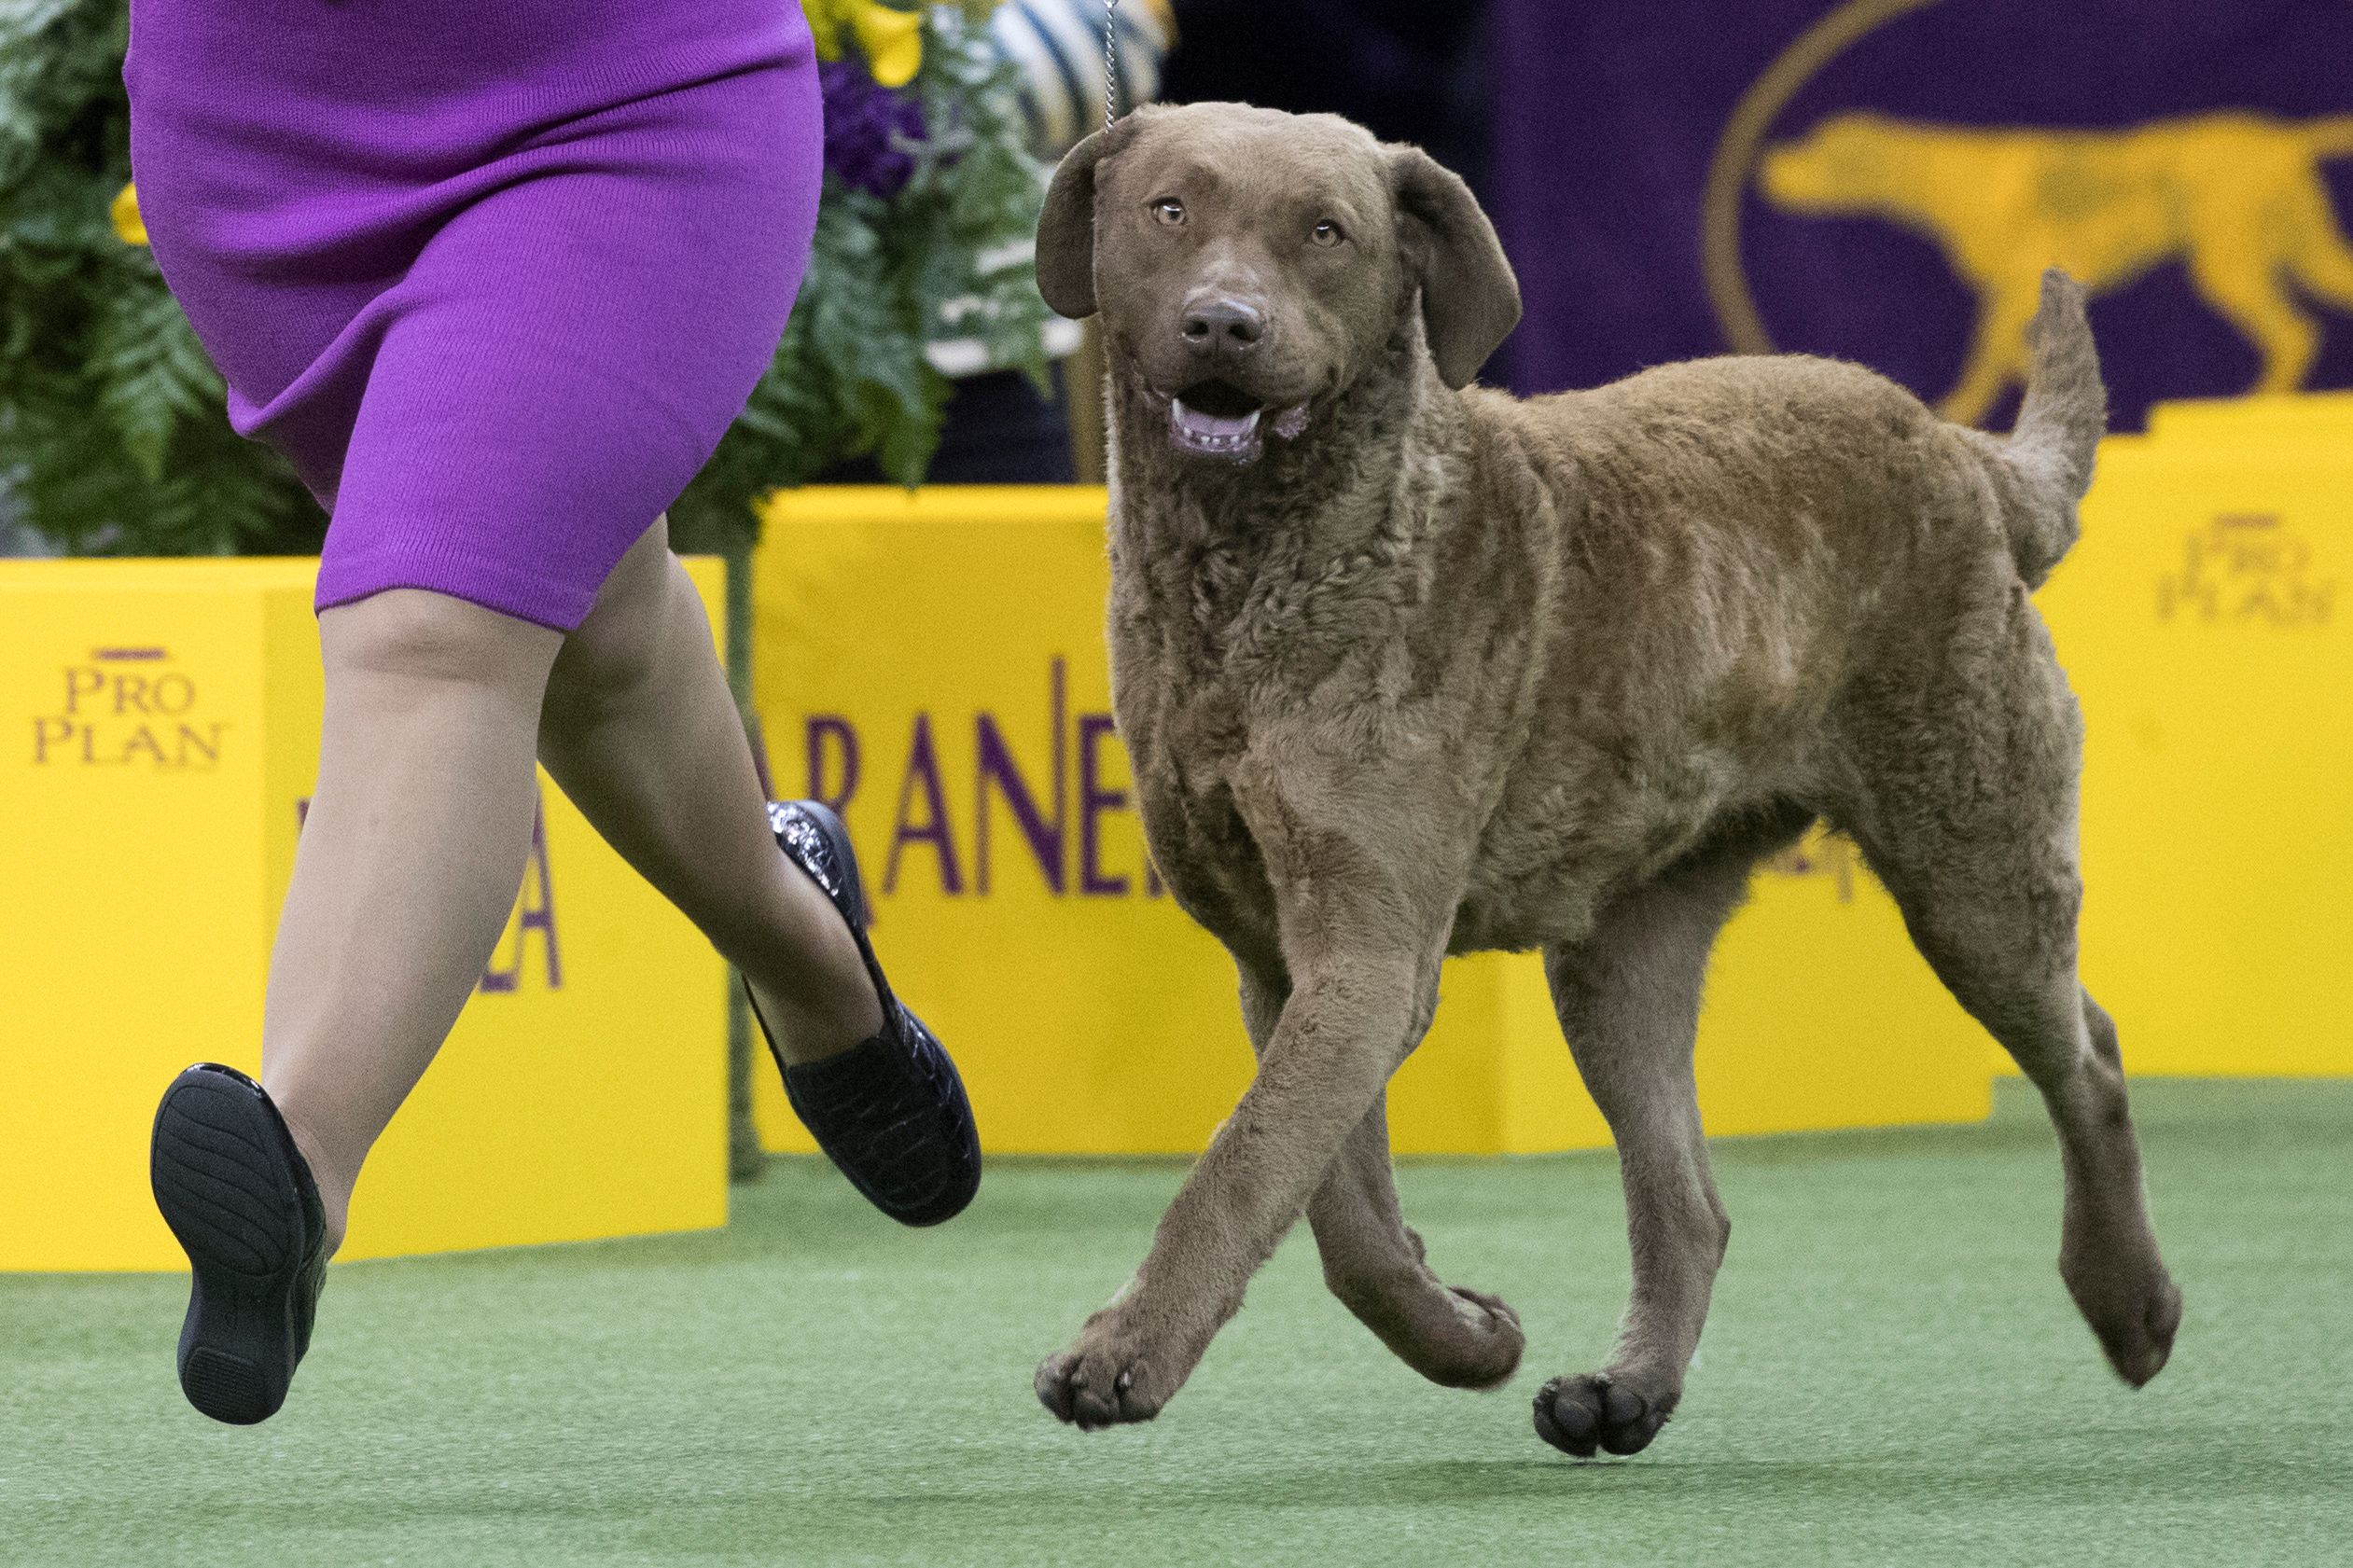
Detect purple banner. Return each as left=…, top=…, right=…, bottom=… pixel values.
left=1491, top=0, right=2353, bottom=429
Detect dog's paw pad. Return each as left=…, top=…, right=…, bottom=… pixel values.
left=1035, top=1347, right=1165, bottom=1430
left=1533, top=1372, right=1677, bottom=1459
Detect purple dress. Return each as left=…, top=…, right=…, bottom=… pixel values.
left=125, top=0, right=824, bottom=631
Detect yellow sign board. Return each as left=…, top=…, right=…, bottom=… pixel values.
left=0, top=560, right=730, bottom=1271
left=2040, top=405, right=2353, bottom=1076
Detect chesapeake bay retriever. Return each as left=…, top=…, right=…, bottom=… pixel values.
left=1030, top=102, right=2180, bottom=1457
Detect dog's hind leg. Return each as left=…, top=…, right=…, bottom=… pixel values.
left=1838, top=596, right=2180, bottom=1387
left=1529, top=807, right=1807, bottom=1459
left=1242, top=964, right=1526, bottom=1390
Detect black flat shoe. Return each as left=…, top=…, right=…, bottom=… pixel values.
left=756, top=799, right=982, bottom=1227
left=149, top=1063, right=327, bottom=1425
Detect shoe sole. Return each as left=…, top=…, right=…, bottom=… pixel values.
left=150, top=1072, right=310, bottom=1424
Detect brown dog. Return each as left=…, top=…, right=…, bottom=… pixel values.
left=1031, top=102, right=2180, bottom=1457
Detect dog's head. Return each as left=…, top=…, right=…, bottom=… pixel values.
left=1037, top=103, right=1520, bottom=465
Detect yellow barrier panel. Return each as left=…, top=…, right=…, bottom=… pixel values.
left=2145, top=391, right=2353, bottom=443
left=750, top=488, right=1992, bottom=1157
left=0, top=559, right=730, bottom=1271
left=2040, top=412, right=2353, bottom=1076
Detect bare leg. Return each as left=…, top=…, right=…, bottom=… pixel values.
left=1531, top=813, right=1800, bottom=1458
left=262, top=590, right=564, bottom=1254
left=265, top=518, right=885, bottom=1256
left=536, top=517, right=880, bottom=1064
left=1240, top=964, right=1523, bottom=1390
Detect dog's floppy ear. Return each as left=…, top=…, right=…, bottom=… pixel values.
left=1037, top=130, right=1112, bottom=319
left=1392, top=147, right=1522, bottom=389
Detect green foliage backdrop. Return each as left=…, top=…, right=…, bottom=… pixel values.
left=0, top=1, right=317, bottom=554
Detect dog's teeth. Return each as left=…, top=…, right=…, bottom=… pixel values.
left=1171, top=398, right=1262, bottom=445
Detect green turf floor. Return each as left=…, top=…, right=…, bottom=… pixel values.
left=3, top=1079, right=2346, bottom=1567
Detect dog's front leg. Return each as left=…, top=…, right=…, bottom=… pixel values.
left=1234, top=964, right=1525, bottom=1391
left=1036, top=884, right=1443, bottom=1428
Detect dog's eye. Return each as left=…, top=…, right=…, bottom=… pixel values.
left=1310, top=219, right=1346, bottom=247
left=1151, top=198, right=1186, bottom=227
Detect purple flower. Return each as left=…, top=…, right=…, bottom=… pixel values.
left=821, top=59, right=926, bottom=199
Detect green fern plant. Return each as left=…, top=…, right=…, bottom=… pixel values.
left=0, top=0, right=321, bottom=552
left=669, top=2, right=1057, bottom=557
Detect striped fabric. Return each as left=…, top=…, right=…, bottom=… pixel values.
left=991, top=0, right=1174, bottom=158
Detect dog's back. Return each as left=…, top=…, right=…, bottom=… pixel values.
left=1437, top=272, right=2105, bottom=948
left=1504, top=270, right=2099, bottom=596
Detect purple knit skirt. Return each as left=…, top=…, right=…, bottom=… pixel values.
left=125, top=1, right=823, bottom=631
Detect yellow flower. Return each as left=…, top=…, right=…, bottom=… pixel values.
left=801, top=0, right=925, bottom=90
left=111, top=182, right=148, bottom=246
left=850, top=4, right=924, bottom=87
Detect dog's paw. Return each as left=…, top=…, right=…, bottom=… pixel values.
left=1034, top=1342, right=1171, bottom=1430
left=1413, top=1286, right=1526, bottom=1390
left=2065, top=1256, right=2183, bottom=1388
left=1532, top=1371, right=1678, bottom=1459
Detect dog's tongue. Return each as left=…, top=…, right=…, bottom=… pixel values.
left=1170, top=397, right=1262, bottom=450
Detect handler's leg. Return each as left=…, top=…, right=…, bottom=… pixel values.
left=261, top=590, right=564, bottom=1253
left=534, top=517, right=882, bottom=1064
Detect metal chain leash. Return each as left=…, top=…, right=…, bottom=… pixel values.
left=1104, top=0, right=1122, bottom=133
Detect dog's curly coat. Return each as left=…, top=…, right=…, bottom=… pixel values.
left=1031, top=102, right=2179, bottom=1457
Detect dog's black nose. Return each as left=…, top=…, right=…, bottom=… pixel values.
left=1180, top=295, right=1265, bottom=354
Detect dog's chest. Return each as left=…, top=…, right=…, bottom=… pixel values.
left=1121, top=674, right=1283, bottom=950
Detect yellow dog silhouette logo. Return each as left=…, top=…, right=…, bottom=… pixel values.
left=1761, top=112, right=2353, bottom=423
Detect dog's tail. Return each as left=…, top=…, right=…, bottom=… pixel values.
left=2000, top=269, right=2106, bottom=586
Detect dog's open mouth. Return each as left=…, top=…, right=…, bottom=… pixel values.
left=1169, top=380, right=1265, bottom=461
left=1167, top=382, right=1309, bottom=463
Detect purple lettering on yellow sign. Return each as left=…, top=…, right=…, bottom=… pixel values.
left=805, top=659, right=1174, bottom=901
left=805, top=715, right=859, bottom=815
left=887, top=713, right=964, bottom=895
left=31, top=716, right=75, bottom=764
left=1077, top=714, right=1129, bottom=896
left=32, top=657, right=228, bottom=770
left=480, top=799, right=562, bottom=992
left=63, top=668, right=104, bottom=715
left=975, top=658, right=1067, bottom=894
